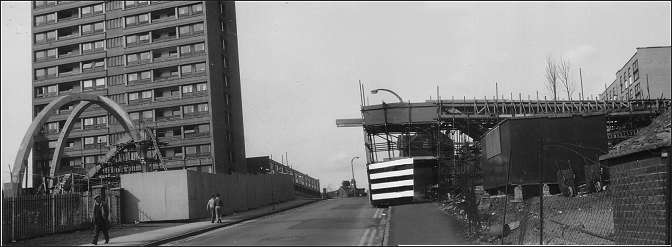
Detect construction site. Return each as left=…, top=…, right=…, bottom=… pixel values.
left=337, top=82, right=671, bottom=244
left=338, top=82, right=670, bottom=196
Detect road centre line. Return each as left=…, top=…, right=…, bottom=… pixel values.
left=357, top=228, right=372, bottom=246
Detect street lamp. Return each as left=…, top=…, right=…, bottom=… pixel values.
left=350, top=156, right=360, bottom=196
left=370, top=88, right=404, bottom=103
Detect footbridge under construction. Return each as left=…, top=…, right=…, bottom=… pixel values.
left=337, top=95, right=670, bottom=167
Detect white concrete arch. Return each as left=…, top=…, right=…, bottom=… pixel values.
left=11, top=94, right=141, bottom=196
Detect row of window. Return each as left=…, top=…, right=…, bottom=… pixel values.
left=160, top=144, right=212, bottom=159
left=125, top=12, right=150, bottom=27
left=602, top=60, right=641, bottom=100
left=158, top=124, right=211, bottom=137
left=34, top=48, right=58, bottom=60
left=34, top=21, right=105, bottom=43
left=35, top=3, right=204, bottom=43
left=127, top=103, right=209, bottom=121
left=178, top=3, right=204, bottom=17
left=35, top=74, right=209, bottom=101
left=56, top=143, right=211, bottom=167
left=43, top=114, right=107, bottom=133
left=179, top=62, right=207, bottom=75
left=34, top=12, right=57, bottom=26
left=35, top=29, right=217, bottom=70
left=124, top=3, right=203, bottom=27
left=33, top=1, right=57, bottom=9
left=34, top=3, right=104, bottom=26
left=128, top=90, right=154, bottom=101
left=34, top=0, right=148, bottom=11
left=59, top=145, right=212, bottom=168
left=619, top=60, right=639, bottom=92
left=35, top=59, right=206, bottom=81
left=178, top=22, right=205, bottom=37
left=45, top=113, right=213, bottom=137
left=34, top=59, right=104, bottom=79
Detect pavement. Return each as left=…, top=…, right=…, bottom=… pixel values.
left=164, top=197, right=389, bottom=246
left=5, top=198, right=320, bottom=246
left=388, top=202, right=469, bottom=245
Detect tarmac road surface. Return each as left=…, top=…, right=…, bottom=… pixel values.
left=164, top=197, right=387, bottom=246
left=388, top=202, right=469, bottom=245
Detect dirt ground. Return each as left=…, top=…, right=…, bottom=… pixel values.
left=440, top=190, right=615, bottom=245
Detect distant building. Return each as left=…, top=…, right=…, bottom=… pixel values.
left=600, top=46, right=671, bottom=101
left=246, top=156, right=320, bottom=194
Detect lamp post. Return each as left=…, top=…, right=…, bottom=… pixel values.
left=371, top=88, right=403, bottom=103
left=371, top=89, right=403, bottom=161
left=351, top=156, right=360, bottom=196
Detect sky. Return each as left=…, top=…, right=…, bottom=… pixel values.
left=1, top=1, right=671, bottom=192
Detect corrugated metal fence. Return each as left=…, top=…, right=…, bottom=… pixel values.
left=2, top=190, right=121, bottom=243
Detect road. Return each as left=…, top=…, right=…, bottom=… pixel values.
left=388, top=202, right=469, bottom=245
left=165, top=197, right=467, bottom=246
left=164, top=197, right=387, bottom=246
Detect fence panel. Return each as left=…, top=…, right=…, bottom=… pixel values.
left=2, top=192, right=120, bottom=243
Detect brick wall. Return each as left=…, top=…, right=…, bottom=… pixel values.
left=608, top=151, right=670, bottom=245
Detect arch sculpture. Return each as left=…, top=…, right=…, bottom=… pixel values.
left=10, top=94, right=143, bottom=196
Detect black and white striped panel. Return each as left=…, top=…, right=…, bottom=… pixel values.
left=368, top=158, right=414, bottom=201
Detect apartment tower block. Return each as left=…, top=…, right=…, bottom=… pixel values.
left=31, top=0, right=246, bottom=182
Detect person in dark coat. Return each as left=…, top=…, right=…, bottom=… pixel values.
left=214, top=193, right=223, bottom=223
left=92, top=194, right=110, bottom=245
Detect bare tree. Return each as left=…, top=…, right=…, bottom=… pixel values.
left=545, top=55, right=559, bottom=101
left=558, top=57, right=575, bottom=100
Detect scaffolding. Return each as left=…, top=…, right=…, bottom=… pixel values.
left=47, top=127, right=166, bottom=194
left=337, top=85, right=670, bottom=199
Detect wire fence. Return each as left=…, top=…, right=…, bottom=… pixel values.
left=441, top=158, right=670, bottom=245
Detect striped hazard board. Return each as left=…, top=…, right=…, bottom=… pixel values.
left=368, top=158, right=414, bottom=204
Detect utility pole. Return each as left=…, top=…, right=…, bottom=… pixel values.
left=538, top=137, right=545, bottom=245
left=579, top=68, right=584, bottom=101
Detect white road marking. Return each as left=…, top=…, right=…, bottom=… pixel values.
left=373, top=208, right=382, bottom=218
left=382, top=206, right=392, bottom=246
left=365, top=228, right=378, bottom=246
left=357, top=228, right=372, bottom=246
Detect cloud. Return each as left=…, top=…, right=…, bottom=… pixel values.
left=563, top=44, right=597, bottom=63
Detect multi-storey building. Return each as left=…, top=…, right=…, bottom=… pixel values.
left=31, top=1, right=246, bottom=181
left=600, top=46, right=671, bottom=101
left=246, top=156, right=321, bottom=194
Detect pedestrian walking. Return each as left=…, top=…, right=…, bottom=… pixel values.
left=207, top=194, right=216, bottom=223
left=214, top=193, right=223, bottom=223
left=91, top=194, right=110, bottom=245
